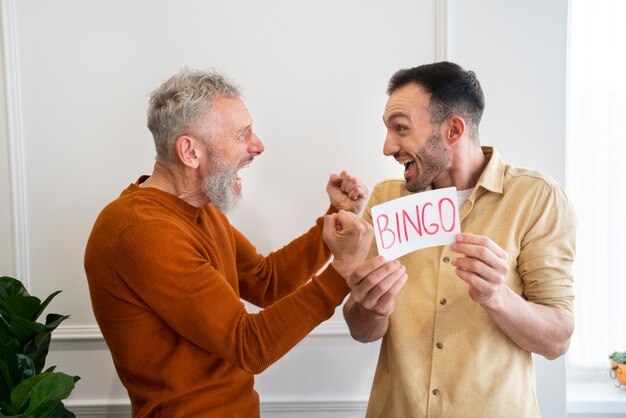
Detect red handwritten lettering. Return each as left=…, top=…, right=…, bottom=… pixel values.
left=376, top=214, right=396, bottom=250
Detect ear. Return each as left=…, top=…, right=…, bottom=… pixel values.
left=175, top=135, right=201, bottom=169
left=443, top=115, right=466, bottom=147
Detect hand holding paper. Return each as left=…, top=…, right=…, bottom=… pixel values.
left=346, top=256, right=408, bottom=317
left=450, top=233, right=509, bottom=307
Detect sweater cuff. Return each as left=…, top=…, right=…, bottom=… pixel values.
left=312, top=263, right=350, bottom=306
left=315, top=205, right=339, bottom=231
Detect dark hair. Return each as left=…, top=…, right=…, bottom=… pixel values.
left=387, top=62, right=484, bottom=139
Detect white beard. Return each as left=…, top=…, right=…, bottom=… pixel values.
left=201, top=156, right=241, bottom=213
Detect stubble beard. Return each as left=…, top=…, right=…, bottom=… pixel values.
left=405, top=132, right=451, bottom=192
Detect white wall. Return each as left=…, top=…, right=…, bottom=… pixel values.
left=449, top=2, right=569, bottom=416
left=0, top=0, right=569, bottom=416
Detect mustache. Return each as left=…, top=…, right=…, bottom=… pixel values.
left=238, top=157, right=254, bottom=170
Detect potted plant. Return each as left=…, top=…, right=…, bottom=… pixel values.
left=0, top=275, right=80, bottom=417
left=610, top=351, right=626, bottom=387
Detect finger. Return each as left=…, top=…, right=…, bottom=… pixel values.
left=349, top=259, right=403, bottom=296
left=451, top=244, right=507, bottom=275
left=347, top=183, right=368, bottom=200
left=451, top=248, right=508, bottom=278
left=454, top=267, right=498, bottom=296
left=347, top=256, right=391, bottom=288
left=335, top=209, right=355, bottom=228
left=328, top=173, right=344, bottom=188
left=365, top=271, right=408, bottom=316
left=451, top=256, right=505, bottom=284
left=339, top=175, right=356, bottom=193
left=378, top=270, right=408, bottom=302
left=360, top=264, right=407, bottom=310
left=454, top=233, right=507, bottom=259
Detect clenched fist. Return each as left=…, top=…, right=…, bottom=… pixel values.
left=322, top=210, right=373, bottom=278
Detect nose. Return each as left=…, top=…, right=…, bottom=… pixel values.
left=249, top=132, right=265, bottom=156
left=383, top=133, right=399, bottom=156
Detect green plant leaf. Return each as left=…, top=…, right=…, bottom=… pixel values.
left=9, top=373, right=50, bottom=413
left=20, top=315, right=69, bottom=375
left=9, top=319, right=45, bottom=348
left=610, top=351, right=626, bottom=364
left=0, top=412, right=34, bottom=418
left=23, top=332, right=51, bottom=375
left=0, top=398, right=19, bottom=416
left=4, top=297, right=41, bottom=323
left=0, top=277, right=78, bottom=416
left=0, top=319, right=11, bottom=347
left=32, top=292, right=62, bottom=324
left=0, top=340, right=21, bottom=402
left=44, top=314, right=69, bottom=332
left=22, top=373, right=75, bottom=417
left=44, top=401, right=76, bottom=418
left=0, top=277, right=30, bottom=301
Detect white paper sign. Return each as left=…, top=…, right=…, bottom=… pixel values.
left=371, top=187, right=461, bottom=260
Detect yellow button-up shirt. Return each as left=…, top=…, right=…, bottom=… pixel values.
left=363, top=147, right=576, bottom=418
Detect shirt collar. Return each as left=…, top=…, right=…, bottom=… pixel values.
left=474, top=146, right=505, bottom=195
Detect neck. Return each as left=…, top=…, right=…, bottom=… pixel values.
left=434, top=142, right=487, bottom=190
left=140, top=161, right=209, bottom=207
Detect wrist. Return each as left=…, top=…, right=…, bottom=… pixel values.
left=356, top=299, right=390, bottom=320
left=330, top=259, right=353, bottom=279
left=481, top=285, right=509, bottom=313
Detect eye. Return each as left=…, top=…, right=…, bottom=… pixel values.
left=396, top=124, right=408, bottom=133
left=237, top=128, right=250, bottom=142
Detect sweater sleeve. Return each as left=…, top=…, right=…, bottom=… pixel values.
left=111, top=219, right=349, bottom=374
left=236, top=207, right=336, bottom=308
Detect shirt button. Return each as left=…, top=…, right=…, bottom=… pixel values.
left=439, top=298, right=447, bottom=305
left=442, top=256, right=450, bottom=263
left=432, top=389, right=440, bottom=396
left=436, top=342, right=443, bottom=349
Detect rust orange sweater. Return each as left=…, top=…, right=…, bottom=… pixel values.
left=84, top=178, right=350, bottom=417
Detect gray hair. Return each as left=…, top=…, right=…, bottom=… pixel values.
left=147, top=68, right=241, bottom=163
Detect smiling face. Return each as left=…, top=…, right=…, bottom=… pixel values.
left=198, top=96, right=265, bottom=211
left=382, top=83, right=451, bottom=192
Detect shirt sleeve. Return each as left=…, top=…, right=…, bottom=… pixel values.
left=518, top=182, right=577, bottom=322
left=111, top=219, right=349, bottom=374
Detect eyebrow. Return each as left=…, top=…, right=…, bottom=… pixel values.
left=383, top=111, right=410, bottom=124
left=237, top=123, right=252, bottom=135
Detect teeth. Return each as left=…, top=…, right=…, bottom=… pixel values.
left=397, top=158, right=414, bottom=165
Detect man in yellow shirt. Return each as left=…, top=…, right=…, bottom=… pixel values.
left=343, top=62, right=576, bottom=417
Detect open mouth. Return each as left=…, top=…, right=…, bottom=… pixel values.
left=397, top=157, right=415, bottom=175
left=234, top=159, right=253, bottom=187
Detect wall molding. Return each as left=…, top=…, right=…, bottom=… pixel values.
left=64, top=399, right=368, bottom=417
left=435, top=0, right=450, bottom=61
left=1, top=0, right=30, bottom=287
left=53, top=320, right=351, bottom=342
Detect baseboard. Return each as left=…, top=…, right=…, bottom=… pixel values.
left=65, top=399, right=368, bottom=417
left=53, top=321, right=351, bottom=342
